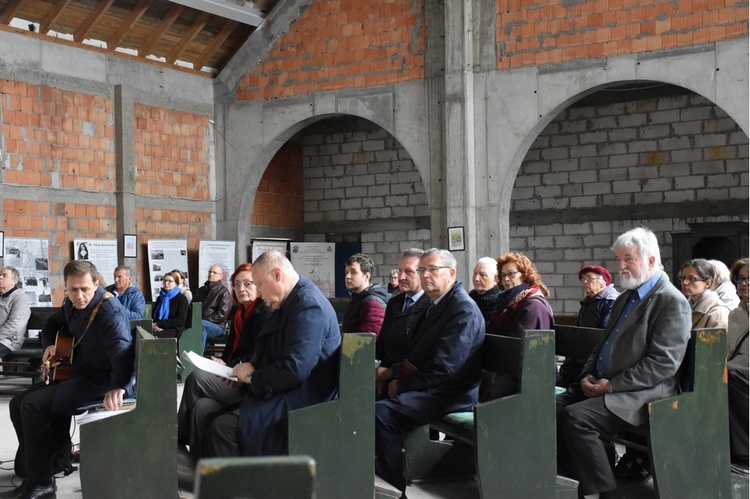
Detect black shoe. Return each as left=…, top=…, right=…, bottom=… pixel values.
left=18, top=483, right=56, bottom=499
left=613, top=452, right=633, bottom=478
left=620, top=455, right=651, bottom=484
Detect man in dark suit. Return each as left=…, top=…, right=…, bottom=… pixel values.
left=375, top=248, right=485, bottom=497
left=203, top=251, right=341, bottom=457
left=375, top=248, right=430, bottom=396
left=556, top=227, right=692, bottom=499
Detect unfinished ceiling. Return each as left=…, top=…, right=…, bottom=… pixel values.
left=0, top=0, right=282, bottom=76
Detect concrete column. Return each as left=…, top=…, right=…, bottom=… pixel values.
left=113, top=85, right=137, bottom=267
left=442, top=0, right=478, bottom=280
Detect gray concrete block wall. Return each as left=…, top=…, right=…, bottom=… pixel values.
left=510, top=93, right=749, bottom=316
left=300, top=118, right=431, bottom=280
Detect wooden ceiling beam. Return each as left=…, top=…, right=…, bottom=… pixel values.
left=108, top=0, right=151, bottom=50
left=39, top=0, right=72, bottom=34
left=139, top=3, right=184, bottom=58
left=1, top=0, right=25, bottom=25
left=74, top=0, right=115, bottom=42
left=166, top=11, right=210, bottom=64
left=191, top=19, right=237, bottom=70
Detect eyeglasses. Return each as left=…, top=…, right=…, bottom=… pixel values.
left=733, top=275, right=749, bottom=284
left=232, top=281, right=255, bottom=289
left=500, top=270, right=523, bottom=280
left=417, top=266, right=451, bottom=275
left=580, top=276, right=603, bottom=283
left=677, top=275, right=708, bottom=283
left=162, top=279, right=175, bottom=284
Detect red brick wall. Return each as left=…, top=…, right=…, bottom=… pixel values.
left=252, top=141, right=304, bottom=227
left=496, top=0, right=749, bottom=69
left=236, top=0, right=426, bottom=100
left=134, top=104, right=212, bottom=199
left=1, top=80, right=114, bottom=188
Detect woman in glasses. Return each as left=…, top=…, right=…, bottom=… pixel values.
left=678, top=258, right=729, bottom=329
left=177, top=262, right=273, bottom=463
left=152, top=271, right=190, bottom=339
left=489, top=252, right=554, bottom=338
left=728, top=258, right=749, bottom=470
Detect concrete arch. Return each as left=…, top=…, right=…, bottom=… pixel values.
left=483, top=37, right=748, bottom=257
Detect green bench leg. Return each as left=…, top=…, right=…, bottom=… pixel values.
left=402, top=425, right=475, bottom=482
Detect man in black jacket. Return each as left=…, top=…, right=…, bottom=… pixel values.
left=195, top=265, right=232, bottom=351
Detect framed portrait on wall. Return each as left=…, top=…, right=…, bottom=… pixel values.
left=448, top=226, right=465, bottom=252
left=124, top=234, right=137, bottom=258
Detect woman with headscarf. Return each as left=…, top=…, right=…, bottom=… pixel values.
left=177, top=262, right=273, bottom=463
left=151, top=271, right=189, bottom=339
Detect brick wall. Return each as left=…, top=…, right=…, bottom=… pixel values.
left=496, top=0, right=749, bottom=69
left=252, top=140, right=304, bottom=228
left=236, top=0, right=425, bottom=101
left=134, top=104, right=211, bottom=199
left=510, top=92, right=749, bottom=315
left=300, top=117, right=430, bottom=279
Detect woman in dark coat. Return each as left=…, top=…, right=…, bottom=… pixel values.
left=152, top=271, right=189, bottom=339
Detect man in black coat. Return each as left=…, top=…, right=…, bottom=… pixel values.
left=375, top=248, right=485, bottom=497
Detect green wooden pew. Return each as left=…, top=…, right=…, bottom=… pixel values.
left=80, top=326, right=178, bottom=499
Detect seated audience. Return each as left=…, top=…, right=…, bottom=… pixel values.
left=557, top=227, right=691, bottom=498
left=171, top=268, right=193, bottom=304
left=0, top=266, right=31, bottom=360
left=728, top=258, right=748, bottom=470
left=195, top=265, right=232, bottom=350
left=203, top=251, right=340, bottom=457
left=375, top=248, right=485, bottom=497
left=151, top=271, right=190, bottom=339
left=558, top=266, right=619, bottom=388
left=342, top=253, right=388, bottom=335
left=106, top=265, right=145, bottom=319
left=178, top=263, right=273, bottom=462
left=709, top=259, right=740, bottom=309
left=489, top=253, right=554, bottom=337
left=469, top=256, right=502, bottom=327
left=375, top=248, right=430, bottom=398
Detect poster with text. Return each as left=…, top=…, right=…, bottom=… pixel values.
left=290, top=242, right=336, bottom=298
left=251, top=239, right=289, bottom=262
left=147, top=239, right=189, bottom=302
left=74, top=238, right=118, bottom=285
left=198, top=240, right=236, bottom=289
left=3, top=237, right=52, bottom=306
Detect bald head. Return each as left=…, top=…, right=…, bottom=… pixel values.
left=252, top=251, right=299, bottom=309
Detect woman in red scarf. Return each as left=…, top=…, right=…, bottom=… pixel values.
left=490, top=252, right=554, bottom=337
left=177, top=262, right=273, bottom=463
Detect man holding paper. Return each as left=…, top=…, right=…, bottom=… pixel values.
left=203, top=251, right=341, bottom=457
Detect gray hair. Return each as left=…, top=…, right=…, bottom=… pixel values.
left=475, top=257, right=498, bottom=277
left=254, top=250, right=295, bottom=275
left=401, top=248, right=425, bottom=260
left=114, top=265, right=132, bottom=277
left=611, top=227, right=663, bottom=271
left=1, top=266, right=21, bottom=283
left=422, top=248, right=457, bottom=269
left=708, top=259, right=731, bottom=286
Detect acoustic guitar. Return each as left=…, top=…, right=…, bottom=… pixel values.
left=43, top=330, right=75, bottom=384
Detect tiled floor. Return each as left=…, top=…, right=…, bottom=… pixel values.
left=0, top=377, right=657, bottom=499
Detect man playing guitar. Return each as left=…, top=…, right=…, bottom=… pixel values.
left=4, top=260, right=135, bottom=499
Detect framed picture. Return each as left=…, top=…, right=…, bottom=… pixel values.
left=448, top=226, right=465, bottom=252
left=123, top=234, right=137, bottom=258
left=0, top=231, right=3, bottom=258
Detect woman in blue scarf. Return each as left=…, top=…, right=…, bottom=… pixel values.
left=152, top=271, right=190, bottom=339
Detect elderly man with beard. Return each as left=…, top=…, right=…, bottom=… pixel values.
left=556, top=227, right=691, bottom=499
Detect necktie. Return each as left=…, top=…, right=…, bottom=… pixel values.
left=403, top=296, right=413, bottom=311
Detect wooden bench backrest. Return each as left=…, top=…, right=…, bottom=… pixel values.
left=27, top=306, right=59, bottom=333
left=288, top=332, right=375, bottom=499
left=553, top=324, right=604, bottom=360
left=481, top=334, right=521, bottom=378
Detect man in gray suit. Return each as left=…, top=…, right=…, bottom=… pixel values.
left=556, top=227, right=691, bottom=499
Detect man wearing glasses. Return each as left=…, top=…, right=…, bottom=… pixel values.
left=374, top=248, right=485, bottom=498
left=195, top=265, right=232, bottom=351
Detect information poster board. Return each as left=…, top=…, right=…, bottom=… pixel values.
left=147, top=239, right=189, bottom=302
left=290, top=242, right=336, bottom=298
left=74, top=238, right=118, bottom=284
left=198, top=241, right=235, bottom=289
left=3, top=237, right=52, bottom=306
left=251, top=239, right=289, bottom=262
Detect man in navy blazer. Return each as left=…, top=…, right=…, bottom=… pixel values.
left=204, top=251, right=341, bottom=457
left=557, top=227, right=692, bottom=499
left=375, top=248, right=485, bottom=497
